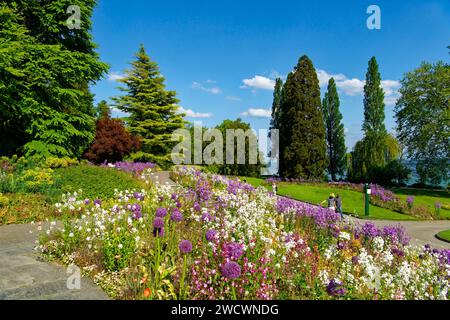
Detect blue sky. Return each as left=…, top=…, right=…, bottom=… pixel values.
left=90, top=0, right=450, bottom=149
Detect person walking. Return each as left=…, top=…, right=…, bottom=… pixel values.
left=321, top=193, right=336, bottom=211
left=335, top=194, right=344, bottom=219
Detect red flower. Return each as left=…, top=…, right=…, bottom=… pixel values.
left=143, top=288, right=151, bottom=298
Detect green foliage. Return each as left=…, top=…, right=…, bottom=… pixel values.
left=278, top=55, right=327, bottom=179
left=363, top=57, right=387, bottom=135
left=18, top=167, right=54, bottom=192
left=0, top=193, right=9, bottom=207
left=214, top=119, right=264, bottom=177
left=322, top=78, right=347, bottom=181
left=395, top=61, right=450, bottom=185
left=366, top=160, right=411, bottom=186
left=351, top=56, right=390, bottom=178
left=54, top=165, right=143, bottom=200
left=95, top=100, right=112, bottom=120
left=270, top=78, right=283, bottom=131
left=0, top=2, right=108, bottom=158
left=45, top=157, right=79, bottom=169
left=114, top=45, right=185, bottom=168
left=349, top=134, right=401, bottom=182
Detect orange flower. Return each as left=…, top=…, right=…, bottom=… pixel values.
left=143, top=288, right=151, bottom=298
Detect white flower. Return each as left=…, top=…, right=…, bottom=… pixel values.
left=339, top=232, right=351, bottom=240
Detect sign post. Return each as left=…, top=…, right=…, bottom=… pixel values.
left=364, top=183, right=371, bottom=217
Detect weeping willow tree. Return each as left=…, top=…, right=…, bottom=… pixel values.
left=349, top=133, right=401, bottom=182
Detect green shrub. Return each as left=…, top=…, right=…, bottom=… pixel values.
left=18, top=168, right=54, bottom=192
left=45, top=157, right=79, bottom=169
left=0, top=193, right=9, bottom=207
left=53, top=165, right=144, bottom=200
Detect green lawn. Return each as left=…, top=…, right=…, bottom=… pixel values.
left=240, top=177, right=417, bottom=220
left=277, top=183, right=417, bottom=221
left=436, top=229, right=450, bottom=242
left=390, top=187, right=450, bottom=219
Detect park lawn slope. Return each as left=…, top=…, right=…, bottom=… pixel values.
left=277, top=183, right=417, bottom=221
left=390, top=187, right=450, bottom=219
left=239, top=177, right=417, bottom=221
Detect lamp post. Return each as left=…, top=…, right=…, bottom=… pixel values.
left=364, top=183, right=371, bottom=217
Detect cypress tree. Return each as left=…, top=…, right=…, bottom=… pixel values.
left=279, top=55, right=327, bottom=179
left=363, top=57, right=386, bottom=135
left=322, top=78, right=347, bottom=181
left=114, top=45, right=185, bottom=166
left=270, top=78, right=283, bottom=130
left=360, top=56, right=388, bottom=173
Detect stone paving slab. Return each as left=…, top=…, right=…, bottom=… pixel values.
left=0, top=223, right=109, bottom=300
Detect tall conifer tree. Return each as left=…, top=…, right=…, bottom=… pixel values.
left=322, top=78, right=346, bottom=181
left=270, top=78, right=283, bottom=130
left=278, top=55, right=326, bottom=179
left=114, top=45, right=185, bottom=166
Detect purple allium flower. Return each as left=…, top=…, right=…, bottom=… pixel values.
left=170, top=208, right=183, bottom=222
left=84, top=199, right=90, bottom=205
left=153, top=227, right=164, bottom=237
left=132, top=211, right=142, bottom=220
left=391, top=247, right=405, bottom=258
left=131, top=203, right=141, bottom=212
left=351, top=256, right=360, bottom=265
left=176, top=200, right=182, bottom=208
left=193, top=202, right=201, bottom=212
left=153, top=217, right=165, bottom=229
left=221, top=261, right=241, bottom=279
left=406, top=196, right=414, bottom=207
left=205, top=229, right=217, bottom=242
left=435, top=202, right=442, bottom=209
left=326, top=279, right=346, bottom=297
left=156, top=207, right=167, bottom=218
left=134, top=192, right=144, bottom=201
left=201, top=212, right=212, bottom=222
left=94, top=199, right=102, bottom=206
left=224, top=242, right=244, bottom=260
left=171, top=193, right=178, bottom=200
left=179, top=240, right=193, bottom=254
left=337, top=241, right=345, bottom=250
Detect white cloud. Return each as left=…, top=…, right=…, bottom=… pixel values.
left=337, top=78, right=366, bottom=96
left=226, top=95, right=243, bottom=102
left=108, top=72, right=126, bottom=82
left=317, top=69, right=400, bottom=105
left=179, top=106, right=212, bottom=118
left=316, top=69, right=346, bottom=87
left=240, top=108, right=271, bottom=118
left=191, top=81, right=222, bottom=94
left=241, top=75, right=275, bottom=90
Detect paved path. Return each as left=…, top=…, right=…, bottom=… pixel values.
left=0, top=223, right=109, bottom=300
left=150, top=171, right=177, bottom=186
left=348, top=217, right=450, bottom=249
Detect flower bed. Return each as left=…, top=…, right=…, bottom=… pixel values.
left=37, top=167, right=450, bottom=300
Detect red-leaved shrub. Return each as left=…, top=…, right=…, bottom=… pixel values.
left=84, top=117, right=140, bottom=164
